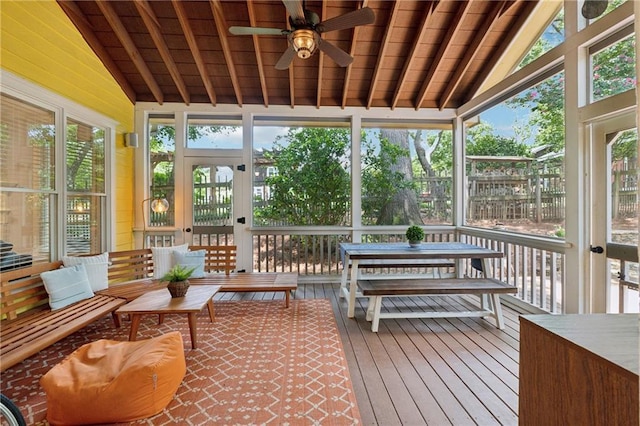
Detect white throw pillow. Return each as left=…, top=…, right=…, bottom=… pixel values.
left=62, top=252, right=109, bottom=292
left=173, top=250, right=206, bottom=278
left=151, top=244, right=188, bottom=279
left=41, top=264, right=95, bottom=310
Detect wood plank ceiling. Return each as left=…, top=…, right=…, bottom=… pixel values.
left=57, top=0, right=538, bottom=110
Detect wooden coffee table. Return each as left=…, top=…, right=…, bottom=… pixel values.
left=116, top=285, right=221, bottom=349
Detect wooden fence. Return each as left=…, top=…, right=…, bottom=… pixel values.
left=417, top=160, right=637, bottom=223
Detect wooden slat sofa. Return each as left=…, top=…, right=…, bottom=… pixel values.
left=100, top=245, right=297, bottom=307
left=1, top=245, right=297, bottom=372
left=0, top=262, right=125, bottom=372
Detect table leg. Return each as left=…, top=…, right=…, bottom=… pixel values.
left=348, top=259, right=359, bottom=318
left=365, top=296, right=375, bottom=321
left=188, top=313, right=198, bottom=349
left=339, top=255, right=349, bottom=298
left=480, top=257, right=493, bottom=310
left=371, top=296, right=382, bottom=333
left=285, top=290, right=290, bottom=308
left=491, top=293, right=505, bottom=329
left=128, top=314, right=141, bottom=341
left=206, top=299, right=215, bottom=322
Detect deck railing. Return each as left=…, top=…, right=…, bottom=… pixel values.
left=251, top=227, right=458, bottom=278
left=457, top=228, right=567, bottom=313
left=149, top=226, right=573, bottom=313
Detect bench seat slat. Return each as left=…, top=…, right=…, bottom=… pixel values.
left=357, top=277, right=516, bottom=332
left=98, top=279, right=164, bottom=302
left=357, top=277, right=517, bottom=296
left=349, top=258, right=456, bottom=269
left=1, top=296, right=124, bottom=371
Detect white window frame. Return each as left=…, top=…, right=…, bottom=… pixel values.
left=0, top=70, right=117, bottom=256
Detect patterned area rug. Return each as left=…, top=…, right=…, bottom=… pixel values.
left=1, top=299, right=361, bottom=425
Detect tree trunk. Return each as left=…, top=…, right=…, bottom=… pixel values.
left=377, top=129, right=423, bottom=224
left=414, top=130, right=448, bottom=219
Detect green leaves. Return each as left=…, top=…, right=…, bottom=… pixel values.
left=162, top=264, right=195, bottom=282
left=259, top=127, right=351, bottom=226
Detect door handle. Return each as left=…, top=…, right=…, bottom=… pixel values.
left=589, top=245, right=604, bottom=254
left=184, top=227, right=192, bottom=233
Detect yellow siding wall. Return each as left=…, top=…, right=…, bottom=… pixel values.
left=1, top=0, right=135, bottom=250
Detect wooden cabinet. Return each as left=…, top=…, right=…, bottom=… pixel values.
left=519, top=314, right=639, bottom=426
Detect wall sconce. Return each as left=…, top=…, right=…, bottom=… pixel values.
left=141, top=197, right=170, bottom=248
left=125, top=133, right=139, bottom=148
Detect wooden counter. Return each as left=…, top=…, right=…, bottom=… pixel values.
left=519, top=314, right=639, bottom=426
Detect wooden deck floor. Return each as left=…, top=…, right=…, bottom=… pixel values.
left=220, top=282, right=521, bottom=426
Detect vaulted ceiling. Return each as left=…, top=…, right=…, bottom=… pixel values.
left=57, top=0, right=541, bottom=110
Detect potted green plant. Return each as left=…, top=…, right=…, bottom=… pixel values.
left=162, top=264, right=196, bottom=298
left=405, top=225, right=425, bottom=247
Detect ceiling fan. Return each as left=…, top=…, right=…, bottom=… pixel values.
left=229, top=0, right=375, bottom=70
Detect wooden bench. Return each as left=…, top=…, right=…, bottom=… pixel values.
left=100, top=246, right=297, bottom=307
left=0, top=262, right=125, bottom=372
left=191, top=273, right=298, bottom=308
left=357, top=277, right=517, bottom=332
left=340, top=258, right=456, bottom=300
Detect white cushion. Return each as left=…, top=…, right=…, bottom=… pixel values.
left=173, top=250, right=206, bottom=278
left=62, top=252, right=109, bottom=292
left=41, top=264, right=95, bottom=310
left=151, top=244, right=188, bottom=280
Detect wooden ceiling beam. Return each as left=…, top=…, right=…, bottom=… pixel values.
left=285, top=8, right=295, bottom=108
left=390, top=1, right=438, bottom=110
left=134, top=0, right=161, bottom=28
left=466, top=0, right=538, bottom=102
left=414, top=0, right=472, bottom=110
left=366, top=1, right=401, bottom=109
left=57, top=1, right=137, bottom=103
left=210, top=0, right=243, bottom=106
left=134, top=0, right=190, bottom=105
left=172, top=0, right=217, bottom=106
left=438, top=1, right=507, bottom=109
left=96, top=0, right=163, bottom=104
left=317, top=1, right=328, bottom=109
left=341, top=0, right=369, bottom=109
left=247, top=1, right=269, bottom=107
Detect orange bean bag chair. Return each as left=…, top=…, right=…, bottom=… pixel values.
left=40, top=331, right=186, bottom=425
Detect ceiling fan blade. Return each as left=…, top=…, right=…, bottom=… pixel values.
left=229, top=26, right=287, bottom=36
left=317, top=38, right=353, bottom=67
left=581, top=0, right=608, bottom=19
left=275, top=46, right=297, bottom=70
left=282, top=0, right=305, bottom=23
left=317, top=7, right=375, bottom=33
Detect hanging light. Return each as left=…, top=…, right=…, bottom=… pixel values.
left=141, top=197, right=170, bottom=248
left=150, top=197, right=169, bottom=213
left=291, top=29, right=317, bottom=59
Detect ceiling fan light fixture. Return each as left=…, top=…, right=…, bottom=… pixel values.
left=291, top=29, right=316, bottom=59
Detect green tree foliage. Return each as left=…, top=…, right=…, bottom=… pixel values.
left=466, top=123, right=531, bottom=157
left=507, top=72, right=565, bottom=152
left=259, top=127, right=351, bottom=226
left=66, top=124, right=104, bottom=191
left=511, top=1, right=635, bottom=158
left=430, top=123, right=531, bottom=172
left=592, top=37, right=636, bottom=101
